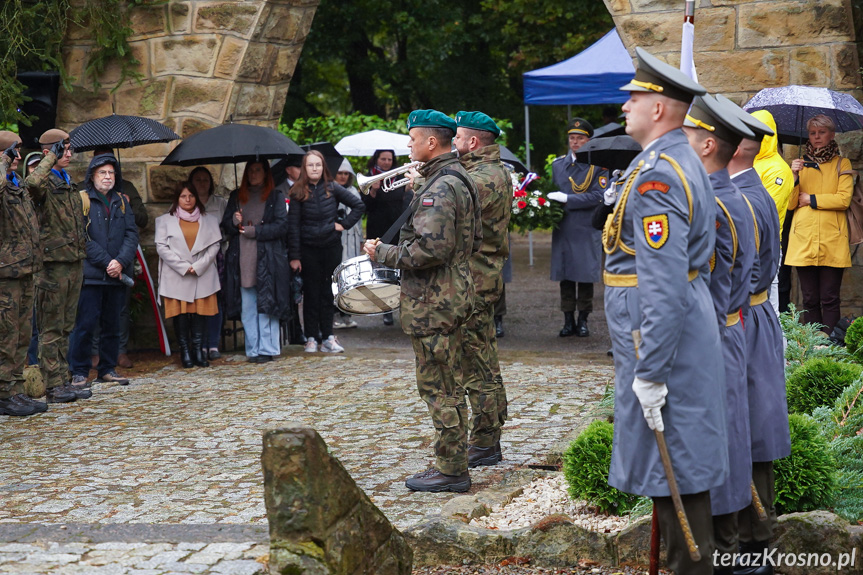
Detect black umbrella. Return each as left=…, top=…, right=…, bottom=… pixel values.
left=593, top=122, right=627, bottom=138
left=161, top=123, right=304, bottom=167
left=575, top=135, right=641, bottom=171
left=69, top=114, right=179, bottom=152
left=271, top=141, right=343, bottom=188
left=500, top=144, right=528, bottom=175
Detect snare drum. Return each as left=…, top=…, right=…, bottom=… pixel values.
left=332, top=255, right=400, bottom=315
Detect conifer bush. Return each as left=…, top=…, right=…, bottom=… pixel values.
left=774, top=414, right=837, bottom=515
left=785, top=357, right=863, bottom=415
left=844, top=317, right=863, bottom=359
left=562, top=420, right=639, bottom=514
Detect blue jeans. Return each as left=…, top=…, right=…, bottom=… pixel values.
left=240, top=287, right=280, bottom=357
left=205, top=293, right=223, bottom=351
left=69, top=284, right=126, bottom=377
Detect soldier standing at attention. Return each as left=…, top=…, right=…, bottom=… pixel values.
left=683, top=95, right=757, bottom=573
left=604, top=49, right=727, bottom=574
left=24, top=130, right=92, bottom=403
left=0, top=132, right=46, bottom=416
left=724, top=99, right=791, bottom=575
left=547, top=118, right=608, bottom=338
left=363, top=109, right=480, bottom=492
left=453, top=111, right=511, bottom=468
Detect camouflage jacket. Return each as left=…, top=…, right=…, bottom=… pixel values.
left=375, top=152, right=479, bottom=336
left=23, top=151, right=87, bottom=263
left=460, top=144, right=511, bottom=299
left=0, top=157, right=42, bottom=279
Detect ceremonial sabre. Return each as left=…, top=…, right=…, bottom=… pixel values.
left=654, top=429, right=701, bottom=561
left=750, top=480, right=769, bottom=522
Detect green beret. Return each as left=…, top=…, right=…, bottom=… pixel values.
left=455, top=111, right=500, bottom=137
left=567, top=118, right=594, bottom=138
left=407, top=109, right=456, bottom=134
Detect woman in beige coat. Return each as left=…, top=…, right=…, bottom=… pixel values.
left=155, top=181, right=222, bottom=368
left=786, top=114, right=855, bottom=333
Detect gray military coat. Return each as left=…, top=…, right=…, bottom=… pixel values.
left=735, top=168, right=791, bottom=463
left=550, top=154, right=608, bottom=283
left=604, top=129, right=728, bottom=497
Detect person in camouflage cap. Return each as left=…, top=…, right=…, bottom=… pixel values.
left=453, top=111, right=512, bottom=469
left=0, top=131, right=46, bottom=416
left=24, top=129, right=91, bottom=403
left=364, top=109, right=481, bottom=492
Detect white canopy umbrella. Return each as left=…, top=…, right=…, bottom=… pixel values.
left=334, top=129, right=411, bottom=156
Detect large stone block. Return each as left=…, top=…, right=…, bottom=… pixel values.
left=90, top=42, right=149, bottom=90
left=618, top=8, right=735, bottom=53
left=152, top=35, right=220, bottom=77
left=628, top=0, right=679, bottom=12
left=832, top=44, right=862, bottom=90
left=260, top=4, right=305, bottom=43
left=215, top=36, right=248, bottom=79
left=773, top=511, right=862, bottom=575
left=148, top=165, right=192, bottom=202
left=738, top=1, right=854, bottom=49
left=195, top=2, right=260, bottom=36
left=181, top=117, right=218, bottom=139
left=262, top=426, right=412, bottom=575
left=789, top=47, right=831, bottom=87
left=267, top=45, right=301, bottom=84
left=170, top=77, right=231, bottom=120
left=114, top=78, right=170, bottom=118
left=57, top=86, right=113, bottom=126
left=234, top=83, right=274, bottom=118
left=602, top=0, right=631, bottom=16
left=696, top=49, right=789, bottom=93
left=168, top=2, right=192, bottom=34
left=129, top=4, right=168, bottom=39
left=237, top=42, right=269, bottom=82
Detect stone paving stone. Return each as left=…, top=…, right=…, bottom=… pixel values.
left=0, top=356, right=611, bottom=574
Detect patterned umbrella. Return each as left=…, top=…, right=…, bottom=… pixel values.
left=69, top=114, right=179, bottom=152
left=161, top=123, right=303, bottom=166
left=742, top=86, right=863, bottom=144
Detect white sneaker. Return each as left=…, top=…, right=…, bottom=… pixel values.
left=333, top=319, right=346, bottom=329
left=304, top=338, right=318, bottom=353
left=320, top=335, right=344, bottom=353
left=344, top=318, right=358, bottom=328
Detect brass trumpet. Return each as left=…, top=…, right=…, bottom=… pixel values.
left=357, top=161, right=422, bottom=194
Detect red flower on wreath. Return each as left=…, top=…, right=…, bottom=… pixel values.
left=538, top=197, right=546, bottom=206
left=514, top=190, right=527, bottom=198
left=517, top=200, right=527, bottom=209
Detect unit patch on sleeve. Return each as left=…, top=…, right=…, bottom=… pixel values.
left=637, top=180, right=670, bottom=195
left=643, top=215, right=669, bottom=249
left=775, top=177, right=784, bottom=186
left=422, top=198, right=434, bottom=207
left=599, top=175, right=608, bottom=189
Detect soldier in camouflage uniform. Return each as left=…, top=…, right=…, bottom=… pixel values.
left=0, top=132, right=46, bottom=416
left=453, top=111, right=512, bottom=468
left=24, top=129, right=91, bottom=402
left=364, top=109, right=481, bottom=492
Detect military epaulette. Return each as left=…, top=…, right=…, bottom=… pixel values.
left=639, top=149, right=661, bottom=173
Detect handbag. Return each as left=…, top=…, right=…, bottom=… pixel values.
left=839, top=160, right=863, bottom=245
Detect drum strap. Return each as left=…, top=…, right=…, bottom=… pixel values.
left=380, top=168, right=473, bottom=244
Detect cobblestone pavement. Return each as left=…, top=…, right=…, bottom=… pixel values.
left=0, top=352, right=613, bottom=574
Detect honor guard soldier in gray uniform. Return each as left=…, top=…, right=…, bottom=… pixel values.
left=454, top=111, right=512, bottom=468
left=0, top=131, right=46, bottom=416
left=364, top=109, right=480, bottom=493
left=683, top=95, right=758, bottom=573
left=24, top=129, right=92, bottom=403
left=548, top=119, right=609, bottom=337
left=604, top=49, right=727, bottom=575
left=723, top=98, right=790, bottom=575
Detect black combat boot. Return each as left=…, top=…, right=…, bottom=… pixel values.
left=468, top=445, right=500, bottom=468
left=734, top=540, right=773, bottom=575
left=12, top=394, right=48, bottom=413
left=45, top=384, right=77, bottom=404
left=0, top=396, right=38, bottom=416
left=173, top=314, right=193, bottom=368
left=405, top=468, right=471, bottom=492
left=559, top=312, right=576, bottom=337
left=190, top=314, right=209, bottom=368
left=494, top=315, right=505, bottom=338
left=576, top=311, right=590, bottom=337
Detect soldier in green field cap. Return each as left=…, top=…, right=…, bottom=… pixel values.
left=454, top=111, right=511, bottom=469
left=364, top=109, right=481, bottom=492
left=25, top=129, right=91, bottom=403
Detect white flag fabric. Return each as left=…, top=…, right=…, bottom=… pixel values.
left=680, top=21, right=698, bottom=81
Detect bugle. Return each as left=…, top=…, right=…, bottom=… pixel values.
left=357, top=161, right=422, bottom=194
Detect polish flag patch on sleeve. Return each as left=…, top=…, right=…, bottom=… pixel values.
left=643, top=214, right=669, bottom=249
left=422, top=198, right=434, bottom=206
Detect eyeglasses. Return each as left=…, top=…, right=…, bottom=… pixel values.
left=95, top=170, right=115, bottom=178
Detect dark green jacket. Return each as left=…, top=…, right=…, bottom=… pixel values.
left=0, top=157, right=42, bottom=279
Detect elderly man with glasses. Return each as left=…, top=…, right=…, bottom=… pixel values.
left=68, top=153, right=138, bottom=387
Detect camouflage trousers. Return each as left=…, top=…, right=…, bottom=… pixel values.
left=461, top=298, right=507, bottom=448
left=410, top=330, right=468, bottom=475
left=0, top=277, right=34, bottom=399
left=36, top=261, right=83, bottom=390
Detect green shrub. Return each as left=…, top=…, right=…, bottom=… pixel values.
left=844, top=318, right=863, bottom=359
left=785, top=358, right=863, bottom=415
left=781, top=304, right=849, bottom=378
left=562, top=420, right=639, bottom=515
left=774, top=413, right=837, bottom=515
left=813, top=377, right=863, bottom=522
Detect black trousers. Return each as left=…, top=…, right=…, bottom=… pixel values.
left=655, top=491, right=715, bottom=575
left=738, top=461, right=777, bottom=543
left=796, top=265, right=844, bottom=333
left=301, top=243, right=343, bottom=341
left=560, top=280, right=593, bottom=313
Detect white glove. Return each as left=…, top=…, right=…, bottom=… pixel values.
left=547, top=191, right=568, bottom=204
left=632, top=377, right=668, bottom=432
left=603, top=186, right=618, bottom=206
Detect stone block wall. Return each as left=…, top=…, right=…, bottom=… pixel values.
left=604, top=0, right=863, bottom=316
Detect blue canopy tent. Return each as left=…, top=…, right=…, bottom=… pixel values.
left=522, top=28, right=634, bottom=169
